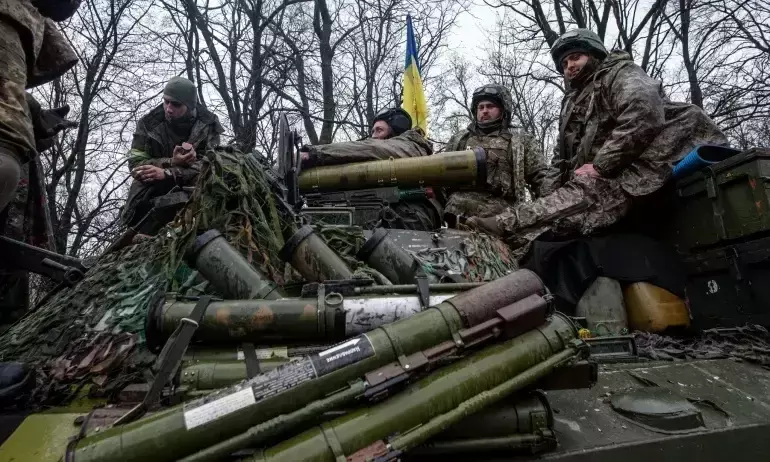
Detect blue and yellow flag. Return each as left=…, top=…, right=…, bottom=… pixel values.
left=402, top=14, right=428, bottom=135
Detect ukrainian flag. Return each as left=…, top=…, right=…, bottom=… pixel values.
left=402, top=14, right=428, bottom=135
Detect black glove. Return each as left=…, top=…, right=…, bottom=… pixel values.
left=27, top=94, right=78, bottom=153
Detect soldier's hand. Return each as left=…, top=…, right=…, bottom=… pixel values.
left=28, top=97, right=78, bottom=152
left=575, top=163, right=600, bottom=178
left=132, top=165, right=166, bottom=183
left=172, top=143, right=196, bottom=167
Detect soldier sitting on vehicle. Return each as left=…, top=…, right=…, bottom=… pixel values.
left=121, top=77, right=224, bottom=231
left=443, top=84, right=553, bottom=226
left=0, top=0, right=81, bottom=404
left=299, top=108, right=442, bottom=231
left=466, top=29, right=729, bottom=258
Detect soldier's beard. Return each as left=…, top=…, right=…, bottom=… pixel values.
left=566, top=58, right=599, bottom=88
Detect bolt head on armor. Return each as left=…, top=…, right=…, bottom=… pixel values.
left=550, top=29, right=609, bottom=73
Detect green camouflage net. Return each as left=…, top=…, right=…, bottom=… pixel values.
left=0, top=148, right=293, bottom=405
left=412, top=232, right=518, bottom=282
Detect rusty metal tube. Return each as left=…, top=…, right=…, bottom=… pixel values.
left=155, top=293, right=457, bottom=345
left=298, top=148, right=487, bottom=192
left=357, top=228, right=418, bottom=284
left=279, top=225, right=354, bottom=282
left=186, top=230, right=285, bottom=300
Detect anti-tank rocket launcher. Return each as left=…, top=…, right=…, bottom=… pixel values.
left=272, top=114, right=487, bottom=227
left=68, top=269, right=564, bottom=462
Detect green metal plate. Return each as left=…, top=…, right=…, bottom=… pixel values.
left=0, top=413, right=80, bottom=462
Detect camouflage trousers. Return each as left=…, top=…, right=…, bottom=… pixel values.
left=0, top=163, right=31, bottom=319
left=0, top=17, right=35, bottom=159
left=495, top=175, right=632, bottom=259
left=444, top=191, right=511, bottom=219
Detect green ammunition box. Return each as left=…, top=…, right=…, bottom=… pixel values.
left=668, top=148, right=770, bottom=252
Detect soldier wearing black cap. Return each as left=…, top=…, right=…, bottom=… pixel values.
left=298, top=107, right=441, bottom=231
left=121, top=77, right=224, bottom=229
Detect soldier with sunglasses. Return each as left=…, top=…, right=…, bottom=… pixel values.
left=443, top=84, right=553, bottom=226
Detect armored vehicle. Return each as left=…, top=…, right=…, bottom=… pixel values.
left=0, top=119, right=768, bottom=461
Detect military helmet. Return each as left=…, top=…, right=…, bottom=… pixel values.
left=372, top=107, right=413, bottom=136
left=551, top=29, right=608, bottom=73
left=471, top=84, right=513, bottom=120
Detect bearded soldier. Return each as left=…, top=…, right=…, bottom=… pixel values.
left=443, top=84, right=552, bottom=225
left=121, top=77, right=224, bottom=230
left=466, top=29, right=728, bottom=257
left=299, top=108, right=442, bottom=231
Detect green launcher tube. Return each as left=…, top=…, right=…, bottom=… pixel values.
left=244, top=313, right=581, bottom=462
left=68, top=269, right=545, bottom=462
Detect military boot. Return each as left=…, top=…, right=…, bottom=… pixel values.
left=576, top=276, right=629, bottom=336
left=0, top=362, right=34, bottom=407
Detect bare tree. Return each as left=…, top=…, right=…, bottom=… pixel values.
left=34, top=0, right=157, bottom=257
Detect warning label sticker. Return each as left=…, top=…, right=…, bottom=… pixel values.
left=310, top=335, right=375, bottom=376
left=182, top=335, right=374, bottom=430
left=250, top=357, right=317, bottom=402
left=183, top=387, right=255, bottom=430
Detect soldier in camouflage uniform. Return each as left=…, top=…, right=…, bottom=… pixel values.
left=0, top=0, right=79, bottom=214
left=300, top=108, right=442, bottom=231
left=443, top=84, right=552, bottom=224
left=467, top=29, right=729, bottom=257
left=0, top=94, right=75, bottom=326
left=121, top=77, right=224, bottom=229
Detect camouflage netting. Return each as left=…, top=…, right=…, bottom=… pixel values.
left=314, top=225, right=518, bottom=284
left=0, top=148, right=295, bottom=405
left=412, top=232, right=518, bottom=282
left=635, top=325, right=770, bottom=369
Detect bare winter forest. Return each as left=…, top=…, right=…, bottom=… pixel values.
left=32, top=0, right=770, bottom=258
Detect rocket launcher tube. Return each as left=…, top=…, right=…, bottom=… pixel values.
left=279, top=225, right=354, bottom=282
left=69, top=269, right=544, bottom=462
left=298, top=148, right=487, bottom=193
left=186, top=230, right=285, bottom=300
left=155, top=293, right=457, bottom=345
left=240, top=313, right=582, bottom=462
left=181, top=283, right=555, bottom=460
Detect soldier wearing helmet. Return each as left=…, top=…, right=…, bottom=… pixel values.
left=443, top=84, right=552, bottom=224
left=299, top=107, right=441, bottom=231
left=466, top=29, right=729, bottom=259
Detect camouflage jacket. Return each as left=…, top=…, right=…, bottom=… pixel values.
left=552, top=51, right=729, bottom=197
left=121, top=105, right=223, bottom=226
left=443, top=125, right=551, bottom=218
left=0, top=0, right=78, bottom=89
left=304, top=129, right=432, bottom=167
